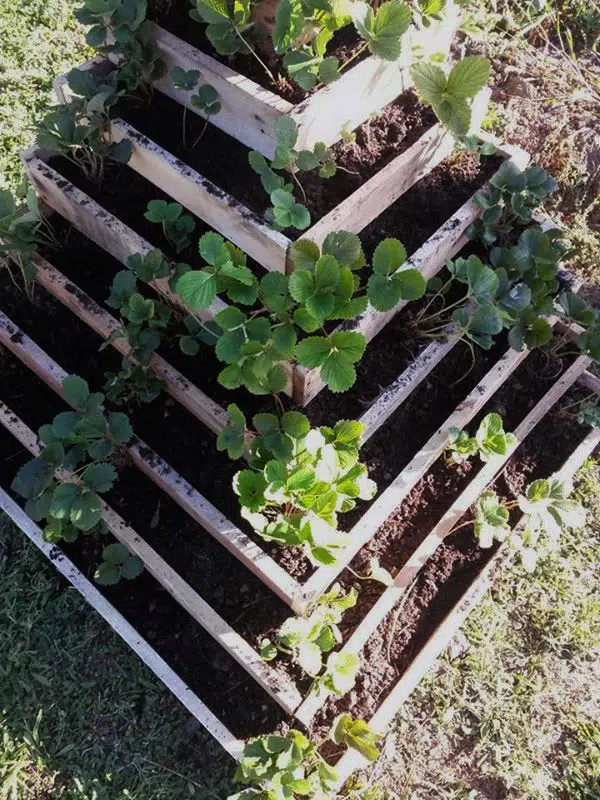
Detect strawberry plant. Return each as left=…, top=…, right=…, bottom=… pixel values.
left=472, top=475, right=586, bottom=572
left=0, top=187, right=57, bottom=295
left=260, top=583, right=359, bottom=692
left=217, top=406, right=376, bottom=565
left=175, top=229, right=424, bottom=395
left=447, top=412, right=516, bottom=464
left=37, top=68, right=133, bottom=184
left=144, top=199, right=196, bottom=254
left=76, top=0, right=164, bottom=92
left=229, top=717, right=381, bottom=799
left=95, top=542, right=144, bottom=585
left=466, top=163, right=559, bottom=245
left=411, top=55, right=489, bottom=138
left=104, top=249, right=173, bottom=404
left=11, top=376, right=135, bottom=571
left=248, top=117, right=340, bottom=232
left=170, top=67, right=221, bottom=146
left=191, top=0, right=415, bottom=91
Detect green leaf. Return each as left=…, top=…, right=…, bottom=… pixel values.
left=108, top=412, right=133, bottom=444
left=82, top=462, right=117, bottom=493
left=282, top=411, right=310, bottom=439
left=290, top=239, right=320, bottom=271
left=446, top=56, right=490, bottom=100
left=323, top=231, right=363, bottom=268
left=50, top=483, right=82, bottom=519
left=372, top=237, right=407, bottom=275
left=70, top=490, right=102, bottom=531
left=175, top=269, right=217, bottom=309
left=62, top=374, right=90, bottom=409
left=233, top=470, right=267, bottom=512
left=94, top=562, right=121, bottom=586
left=410, top=61, right=446, bottom=105
left=12, top=459, right=55, bottom=500
left=120, top=555, right=144, bottom=580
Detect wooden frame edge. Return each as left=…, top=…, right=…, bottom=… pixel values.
left=331, top=418, right=600, bottom=784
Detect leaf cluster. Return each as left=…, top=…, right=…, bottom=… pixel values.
left=260, top=583, right=359, bottom=694
left=249, top=117, right=337, bottom=232
left=37, top=68, right=133, bottom=184
left=230, top=716, right=381, bottom=799
left=218, top=405, right=376, bottom=564
left=104, top=249, right=172, bottom=404
left=0, top=188, right=53, bottom=291
left=144, top=199, right=196, bottom=254
left=447, top=412, right=516, bottom=464
left=95, top=542, right=144, bottom=584
left=467, top=162, right=559, bottom=246
left=474, top=474, right=586, bottom=572
left=11, top=375, right=133, bottom=548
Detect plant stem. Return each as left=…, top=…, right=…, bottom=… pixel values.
left=339, top=42, right=368, bottom=73
left=193, top=117, right=209, bottom=148
left=234, top=24, right=275, bottom=81
left=182, top=105, right=188, bottom=149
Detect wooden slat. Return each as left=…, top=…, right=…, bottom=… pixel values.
left=21, top=147, right=226, bottom=323
left=110, top=118, right=290, bottom=274
left=295, top=142, right=530, bottom=405
left=0, top=485, right=246, bottom=761
left=0, top=310, right=303, bottom=608
left=331, top=421, right=600, bottom=785
left=299, top=124, right=455, bottom=253
left=149, top=23, right=291, bottom=159
left=297, top=350, right=590, bottom=723
left=359, top=332, right=460, bottom=441
left=0, top=401, right=303, bottom=714
left=31, top=254, right=230, bottom=436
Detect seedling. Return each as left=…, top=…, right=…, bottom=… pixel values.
left=411, top=56, right=490, bottom=138
left=331, top=713, right=383, bottom=762
left=95, top=542, right=144, bottom=585
left=249, top=117, right=343, bottom=232
left=447, top=413, right=516, bottom=464
left=217, top=406, right=376, bottom=565
left=11, top=375, right=133, bottom=547
left=0, top=187, right=57, bottom=296
left=260, top=583, right=359, bottom=690
left=470, top=474, right=586, bottom=572
left=104, top=249, right=172, bottom=404
left=144, top=200, right=196, bottom=254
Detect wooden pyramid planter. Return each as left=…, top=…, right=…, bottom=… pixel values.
left=143, top=6, right=459, bottom=158
left=5, top=10, right=597, bottom=788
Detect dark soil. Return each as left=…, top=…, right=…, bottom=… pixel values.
left=311, top=388, right=592, bottom=737
left=359, top=151, right=503, bottom=258
left=114, top=85, right=437, bottom=231
left=147, top=1, right=367, bottom=104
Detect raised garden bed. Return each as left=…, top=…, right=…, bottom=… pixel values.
left=139, top=8, right=459, bottom=158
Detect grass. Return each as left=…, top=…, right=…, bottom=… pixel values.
left=0, top=1, right=600, bottom=798
left=0, top=512, right=234, bottom=799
